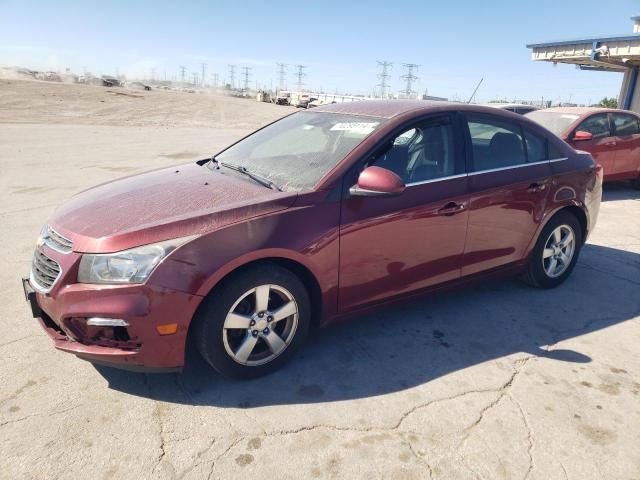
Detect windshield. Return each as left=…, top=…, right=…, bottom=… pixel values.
left=214, top=111, right=385, bottom=191
left=525, top=111, right=580, bottom=136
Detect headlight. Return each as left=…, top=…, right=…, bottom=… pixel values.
left=36, top=224, right=48, bottom=246
left=77, top=236, right=196, bottom=284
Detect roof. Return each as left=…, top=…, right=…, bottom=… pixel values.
left=480, top=103, right=538, bottom=109
left=526, top=33, right=640, bottom=49
left=311, top=99, right=553, bottom=123
left=526, top=32, right=640, bottom=73
left=533, top=107, right=621, bottom=115
left=312, top=99, right=453, bottom=118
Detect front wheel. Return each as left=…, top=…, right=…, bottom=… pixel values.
left=523, top=212, right=583, bottom=288
left=192, top=263, right=311, bottom=379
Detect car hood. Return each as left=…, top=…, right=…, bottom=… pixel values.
left=50, top=162, right=297, bottom=253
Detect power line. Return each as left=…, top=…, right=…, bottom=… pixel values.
left=228, top=65, right=236, bottom=89
left=294, top=64, right=307, bottom=91
left=401, top=63, right=420, bottom=97
left=277, top=63, right=287, bottom=90
left=241, top=66, right=251, bottom=92
left=377, top=60, right=393, bottom=98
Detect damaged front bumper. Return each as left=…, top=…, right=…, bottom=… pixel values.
left=22, top=276, right=202, bottom=372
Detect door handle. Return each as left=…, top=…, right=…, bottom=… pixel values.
left=437, top=202, right=466, bottom=216
left=527, top=182, right=547, bottom=193
left=605, top=141, right=617, bottom=147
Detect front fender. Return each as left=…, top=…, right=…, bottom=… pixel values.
left=147, top=194, right=341, bottom=319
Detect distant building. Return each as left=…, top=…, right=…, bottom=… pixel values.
left=423, top=95, right=448, bottom=101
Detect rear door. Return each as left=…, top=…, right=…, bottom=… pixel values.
left=461, top=113, right=552, bottom=276
left=610, top=112, right=640, bottom=179
left=569, top=113, right=616, bottom=179
left=338, top=114, right=469, bottom=310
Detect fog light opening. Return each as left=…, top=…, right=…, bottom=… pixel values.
left=64, top=317, right=141, bottom=350
left=113, top=326, right=131, bottom=342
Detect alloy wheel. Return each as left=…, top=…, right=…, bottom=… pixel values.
left=542, top=224, right=576, bottom=278
left=222, top=284, right=299, bottom=366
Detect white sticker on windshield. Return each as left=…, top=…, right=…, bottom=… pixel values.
left=330, top=122, right=379, bottom=134
left=560, top=114, right=580, bottom=120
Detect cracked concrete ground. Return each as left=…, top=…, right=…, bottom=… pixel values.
left=1, top=82, right=639, bottom=479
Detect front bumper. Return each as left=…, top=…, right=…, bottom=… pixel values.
left=23, top=273, right=203, bottom=371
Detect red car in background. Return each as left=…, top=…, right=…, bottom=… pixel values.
left=23, top=101, right=602, bottom=379
left=527, top=107, right=640, bottom=188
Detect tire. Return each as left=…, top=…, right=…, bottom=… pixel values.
left=192, top=262, right=311, bottom=379
left=630, top=178, right=640, bottom=190
left=523, top=211, right=583, bottom=289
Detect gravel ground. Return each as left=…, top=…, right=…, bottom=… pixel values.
left=0, top=79, right=639, bottom=480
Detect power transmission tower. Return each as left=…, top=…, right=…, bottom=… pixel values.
left=377, top=60, right=393, bottom=98
left=201, top=63, right=207, bottom=87
left=276, top=63, right=287, bottom=90
left=401, top=63, right=420, bottom=97
left=294, top=64, right=307, bottom=92
left=192, top=72, right=199, bottom=85
left=211, top=73, right=219, bottom=88
left=241, top=66, right=251, bottom=92
left=228, top=65, right=236, bottom=89
left=179, top=66, right=186, bottom=84
left=150, top=68, right=156, bottom=81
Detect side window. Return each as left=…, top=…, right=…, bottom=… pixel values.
left=371, top=118, right=456, bottom=184
left=612, top=113, right=640, bottom=136
left=548, top=141, right=565, bottom=160
left=576, top=114, right=611, bottom=140
left=523, top=129, right=547, bottom=163
left=467, top=115, right=526, bottom=171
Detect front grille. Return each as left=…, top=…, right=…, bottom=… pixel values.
left=45, top=226, right=73, bottom=253
left=31, top=248, right=62, bottom=292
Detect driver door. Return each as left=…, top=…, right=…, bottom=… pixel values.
left=338, top=114, right=470, bottom=311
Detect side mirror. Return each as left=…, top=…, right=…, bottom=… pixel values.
left=572, top=130, right=593, bottom=142
left=349, top=166, right=405, bottom=197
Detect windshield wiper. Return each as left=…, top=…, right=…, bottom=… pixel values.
left=218, top=161, right=282, bottom=192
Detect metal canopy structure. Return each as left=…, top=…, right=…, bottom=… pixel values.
left=526, top=16, right=640, bottom=111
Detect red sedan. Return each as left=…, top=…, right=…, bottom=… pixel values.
left=23, top=101, right=602, bottom=378
left=527, top=107, right=640, bottom=188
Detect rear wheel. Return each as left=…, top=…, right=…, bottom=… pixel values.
left=193, top=263, right=311, bottom=379
left=523, top=212, right=583, bottom=288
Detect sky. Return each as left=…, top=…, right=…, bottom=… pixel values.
left=1, top=0, right=639, bottom=104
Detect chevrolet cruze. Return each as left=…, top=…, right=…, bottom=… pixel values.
left=526, top=107, right=640, bottom=188
left=23, top=101, right=602, bottom=378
